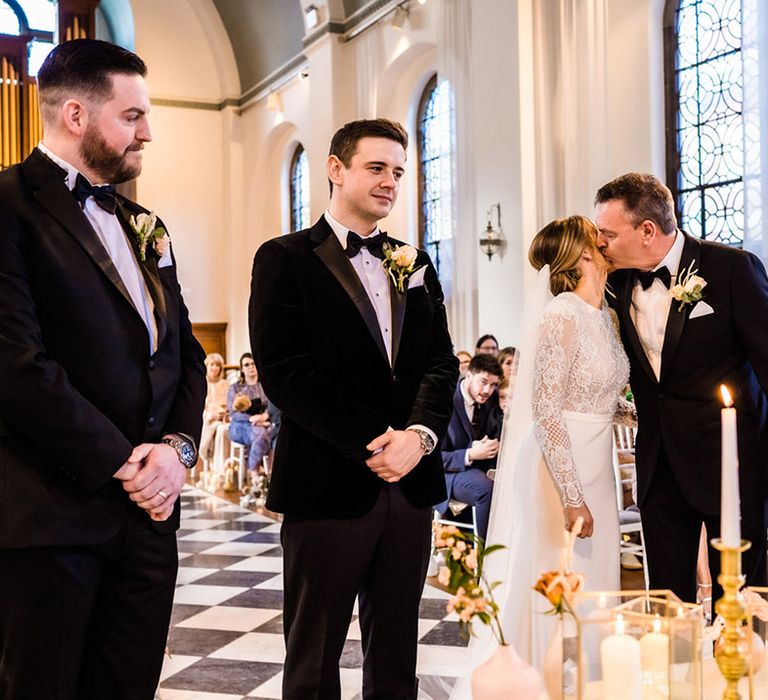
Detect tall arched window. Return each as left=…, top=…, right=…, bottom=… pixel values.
left=289, top=144, right=310, bottom=232
left=665, top=0, right=746, bottom=246
left=0, top=0, right=55, bottom=75
left=418, top=75, right=455, bottom=285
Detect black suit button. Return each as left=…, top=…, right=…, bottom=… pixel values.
left=392, top=374, right=399, bottom=382
left=148, top=360, right=156, bottom=370
left=147, top=416, right=156, bottom=426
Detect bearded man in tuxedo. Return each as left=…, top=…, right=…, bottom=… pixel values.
left=595, top=172, right=768, bottom=603
left=0, top=40, right=206, bottom=699
left=249, top=118, right=457, bottom=698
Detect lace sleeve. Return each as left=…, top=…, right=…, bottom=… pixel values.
left=532, top=309, right=585, bottom=508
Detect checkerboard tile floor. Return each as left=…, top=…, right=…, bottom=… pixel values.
left=157, top=487, right=468, bottom=700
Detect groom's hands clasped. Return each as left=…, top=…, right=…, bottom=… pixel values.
left=365, top=430, right=425, bottom=483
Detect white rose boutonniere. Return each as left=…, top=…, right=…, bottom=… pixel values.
left=129, top=211, right=169, bottom=261
left=670, top=260, right=707, bottom=312
left=382, top=242, right=423, bottom=293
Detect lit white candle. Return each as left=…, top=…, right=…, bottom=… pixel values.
left=601, top=614, right=642, bottom=700
left=720, top=385, right=740, bottom=547
left=640, top=616, right=669, bottom=699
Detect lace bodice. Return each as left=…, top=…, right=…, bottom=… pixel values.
left=532, top=292, right=631, bottom=508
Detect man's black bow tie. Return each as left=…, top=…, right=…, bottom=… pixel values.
left=73, top=173, right=117, bottom=214
left=635, top=266, right=672, bottom=291
left=346, top=230, right=387, bottom=260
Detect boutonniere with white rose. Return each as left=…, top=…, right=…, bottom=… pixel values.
left=670, top=260, right=707, bottom=312
left=129, top=211, right=170, bottom=262
left=381, top=242, right=424, bottom=293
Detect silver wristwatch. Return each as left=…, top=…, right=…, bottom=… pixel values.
left=407, top=428, right=436, bottom=455
left=162, top=433, right=198, bottom=469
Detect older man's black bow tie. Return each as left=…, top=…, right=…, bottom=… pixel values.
left=74, top=173, right=117, bottom=214
left=346, top=230, right=387, bottom=260
left=635, top=266, right=672, bottom=291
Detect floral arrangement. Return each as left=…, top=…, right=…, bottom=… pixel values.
left=381, top=242, right=423, bottom=293
left=669, top=261, right=706, bottom=311
left=240, top=471, right=270, bottom=508
left=433, top=523, right=508, bottom=644
left=129, top=211, right=169, bottom=261
left=533, top=517, right=585, bottom=615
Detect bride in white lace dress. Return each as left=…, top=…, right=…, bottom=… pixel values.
left=450, top=216, right=635, bottom=698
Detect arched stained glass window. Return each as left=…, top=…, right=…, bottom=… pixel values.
left=418, top=75, right=455, bottom=285
left=665, top=0, right=746, bottom=246
left=0, top=0, right=55, bottom=76
left=289, top=144, right=310, bottom=232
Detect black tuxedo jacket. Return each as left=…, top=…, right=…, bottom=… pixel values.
left=249, top=216, right=458, bottom=518
left=610, top=233, right=768, bottom=514
left=0, top=149, right=206, bottom=547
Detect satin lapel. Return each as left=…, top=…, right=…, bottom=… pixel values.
left=618, top=272, right=658, bottom=384
left=389, top=273, right=406, bottom=367
left=659, top=234, right=700, bottom=383
left=116, top=203, right=168, bottom=346
left=313, top=230, right=389, bottom=364
left=454, top=384, right=473, bottom=443
left=25, top=155, right=137, bottom=314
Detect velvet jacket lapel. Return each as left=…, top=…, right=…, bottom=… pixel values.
left=311, top=218, right=390, bottom=364
left=659, top=233, right=700, bottom=383
left=388, top=246, right=407, bottom=367
left=453, top=382, right=473, bottom=443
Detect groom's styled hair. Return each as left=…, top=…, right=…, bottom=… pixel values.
left=594, top=173, right=677, bottom=236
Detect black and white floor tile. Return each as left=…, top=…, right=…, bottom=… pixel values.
left=157, top=487, right=468, bottom=700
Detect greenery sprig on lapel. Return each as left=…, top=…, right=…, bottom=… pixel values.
left=129, top=211, right=169, bottom=261
left=670, top=260, right=707, bottom=311
left=381, top=242, right=423, bottom=293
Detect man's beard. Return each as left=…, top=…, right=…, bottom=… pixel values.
left=79, top=124, right=142, bottom=184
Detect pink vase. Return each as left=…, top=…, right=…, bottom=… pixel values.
left=471, top=644, right=541, bottom=700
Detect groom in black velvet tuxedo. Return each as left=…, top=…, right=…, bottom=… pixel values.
left=249, top=119, right=457, bottom=698
left=0, top=40, right=206, bottom=698
left=596, top=172, right=768, bottom=603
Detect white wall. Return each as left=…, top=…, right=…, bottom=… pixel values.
left=128, top=0, right=674, bottom=360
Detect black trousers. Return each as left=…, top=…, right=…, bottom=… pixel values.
left=641, top=446, right=767, bottom=604
left=0, top=506, right=178, bottom=699
left=281, top=483, right=432, bottom=700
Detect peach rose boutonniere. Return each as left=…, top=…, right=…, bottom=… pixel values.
left=382, top=242, right=423, bottom=293
left=129, top=211, right=169, bottom=261
left=670, top=260, right=706, bottom=312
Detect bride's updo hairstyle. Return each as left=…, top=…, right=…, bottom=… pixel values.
left=528, top=215, right=599, bottom=296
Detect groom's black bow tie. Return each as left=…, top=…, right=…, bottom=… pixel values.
left=635, top=266, right=672, bottom=291
left=346, top=230, right=387, bottom=260
left=73, top=173, right=117, bottom=214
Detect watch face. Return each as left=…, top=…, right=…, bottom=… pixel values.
left=180, top=443, right=195, bottom=464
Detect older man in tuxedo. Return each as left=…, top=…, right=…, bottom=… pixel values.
left=595, top=172, right=768, bottom=603
left=250, top=118, right=457, bottom=699
left=0, top=40, right=205, bottom=699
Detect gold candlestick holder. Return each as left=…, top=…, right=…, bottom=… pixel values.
left=712, top=538, right=752, bottom=700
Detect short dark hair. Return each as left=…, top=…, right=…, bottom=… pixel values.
left=594, top=172, right=677, bottom=235
left=328, top=118, right=408, bottom=195
left=467, top=353, right=502, bottom=378
left=37, top=39, right=147, bottom=122
left=475, top=334, right=498, bottom=351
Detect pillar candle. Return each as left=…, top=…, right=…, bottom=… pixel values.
left=720, top=385, right=740, bottom=547
left=601, top=615, right=642, bottom=700
left=640, top=616, right=669, bottom=699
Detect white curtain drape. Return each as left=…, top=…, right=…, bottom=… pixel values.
left=437, top=0, right=477, bottom=351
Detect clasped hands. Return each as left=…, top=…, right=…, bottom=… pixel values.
left=365, top=429, right=425, bottom=483
left=113, top=443, right=186, bottom=521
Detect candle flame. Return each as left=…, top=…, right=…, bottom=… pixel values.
left=721, top=385, right=733, bottom=407
left=615, top=613, right=625, bottom=635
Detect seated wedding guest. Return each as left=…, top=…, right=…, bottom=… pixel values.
left=497, top=377, right=510, bottom=413
left=498, top=346, right=517, bottom=380
left=438, top=354, right=502, bottom=540
left=456, top=350, right=472, bottom=378
left=199, top=353, right=229, bottom=470
left=227, top=353, right=272, bottom=473
left=475, top=334, right=499, bottom=356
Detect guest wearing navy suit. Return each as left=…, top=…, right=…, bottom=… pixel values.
left=439, top=354, right=502, bottom=539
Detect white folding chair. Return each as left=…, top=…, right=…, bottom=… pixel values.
left=230, top=441, right=247, bottom=491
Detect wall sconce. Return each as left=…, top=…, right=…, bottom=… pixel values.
left=479, top=203, right=505, bottom=261
left=390, top=4, right=409, bottom=29
left=305, top=4, right=319, bottom=30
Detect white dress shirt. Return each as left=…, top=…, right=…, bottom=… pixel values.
left=630, top=231, right=685, bottom=380
left=38, top=144, right=158, bottom=353
left=324, top=211, right=437, bottom=449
